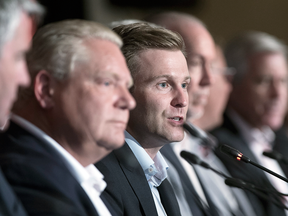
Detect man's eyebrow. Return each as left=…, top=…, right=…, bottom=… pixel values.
left=184, top=76, right=191, bottom=82
left=101, top=72, right=134, bottom=88
left=149, top=75, right=173, bottom=80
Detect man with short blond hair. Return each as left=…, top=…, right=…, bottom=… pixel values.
left=96, top=22, right=190, bottom=216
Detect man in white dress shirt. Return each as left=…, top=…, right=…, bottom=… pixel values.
left=211, top=31, right=288, bottom=216
left=0, top=19, right=136, bottom=216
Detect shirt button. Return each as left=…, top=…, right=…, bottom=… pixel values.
left=148, top=168, right=153, bottom=173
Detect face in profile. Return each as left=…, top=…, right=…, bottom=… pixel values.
left=55, top=39, right=135, bottom=155
left=184, top=24, right=216, bottom=121
left=193, top=46, right=233, bottom=131
left=0, top=13, right=32, bottom=126
left=230, top=52, right=288, bottom=130
left=127, top=49, right=190, bottom=148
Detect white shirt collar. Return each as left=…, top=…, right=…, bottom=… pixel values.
left=10, top=114, right=107, bottom=194
left=124, top=131, right=168, bottom=185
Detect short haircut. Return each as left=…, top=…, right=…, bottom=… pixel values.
left=113, top=22, right=186, bottom=77
left=18, top=19, right=122, bottom=102
left=225, top=31, right=288, bottom=83
left=0, top=0, right=44, bottom=55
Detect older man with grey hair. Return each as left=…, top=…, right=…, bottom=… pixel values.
left=0, top=0, right=43, bottom=128
left=0, top=0, right=43, bottom=215
left=212, top=31, right=288, bottom=216
left=0, top=19, right=136, bottom=216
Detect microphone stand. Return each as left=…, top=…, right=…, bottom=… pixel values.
left=180, top=150, right=288, bottom=210
left=220, top=144, right=288, bottom=183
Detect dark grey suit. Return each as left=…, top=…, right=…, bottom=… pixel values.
left=0, top=168, right=27, bottom=216
left=211, top=113, right=286, bottom=216
left=0, top=121, right=104, bottom=216
left=95, top=142, right=181, bottom=216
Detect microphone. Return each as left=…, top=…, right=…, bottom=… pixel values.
left=180, top=151, right=229, bottom=178
left=225, top=177, right=288, bottom=196
left=225, top=178, right=288, bottom=210
left=180, top=150, right=288, bottom=208
left=263, top=150, right=288, bottom=165
left=183, top=122, right=217, bottom=147
left=220, top=144, right=288, bottom=183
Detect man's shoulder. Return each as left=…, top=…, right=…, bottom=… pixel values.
left=0, top=122, right=98, bottom=216
left=96, top=142, right=141, bottom=180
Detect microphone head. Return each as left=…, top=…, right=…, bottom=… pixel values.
left=180, top=151, right=202, bottom=165
left=220, top=144, right=250, bottom=163
left=263, top=150, right=288, bottom=165
left=225, top=178, right=248, bottom=189
left=180, top=151, right=210, bottom=169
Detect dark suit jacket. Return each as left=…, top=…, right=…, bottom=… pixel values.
left=95, top=142, right=181, bottom=216
left=0, top=121, right=102, bottom=216
left=210, top=113, right=286, bottom=216
left=161, top=143, right=219, bottom=216
left=274, top=126, right=288, bottom=178
left=0, top=168, right=27, bottom=216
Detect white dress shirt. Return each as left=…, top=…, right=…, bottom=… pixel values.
left=125, top=131, right=168, bottom=216
left=171, top=132, right=209, bottom=207
left=11, top=114, right=111, bottom=216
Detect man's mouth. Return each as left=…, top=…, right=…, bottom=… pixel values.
left=168, top=116, right=184, bottom=124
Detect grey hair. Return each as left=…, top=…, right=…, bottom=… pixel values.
left=27, top=19, right=123, bottom=81
left=0, top=0, right=44, bottom=55
left=225, top=31, right=288, bottom=83
left=17, top=19, right=122, bottom=103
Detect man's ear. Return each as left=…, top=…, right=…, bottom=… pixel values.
left=34, top=70, right=55, bottom=109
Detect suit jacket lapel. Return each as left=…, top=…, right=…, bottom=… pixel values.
left=161, top=144, right=208, bottom=216
left=0, top=168, right=27, bottom=216
left=3, top=121, right=99, bottom=216
left=114, top=143, right=158, bottom=216
left=157, top=179, right=181, bottom=216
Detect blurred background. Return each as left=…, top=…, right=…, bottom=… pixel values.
left=38, top=0, right=288, bottom=44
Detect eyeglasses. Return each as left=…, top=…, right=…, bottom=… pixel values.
left=211, top=67, right=236, bottom=76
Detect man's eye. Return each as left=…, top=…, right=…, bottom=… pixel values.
left=104, top=81, right=110, bottom=86
left=181, top=83, right=188, bottom=89
left=158, top=83, right=168, bottom=88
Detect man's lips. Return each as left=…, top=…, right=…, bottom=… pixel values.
left=167, top=116, right=184, bottom=125
left=109, top=120, right=128, bottom=127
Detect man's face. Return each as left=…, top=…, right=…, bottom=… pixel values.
left=230, top=52, right=288, bottom=130
left=127, top=49, right=190, bottom=148
left=193, top=46, right=232, bottom=130
left=0, top=13, right=32, bottom=126
left=55, top=39, right=135, bottom=155
left=183, top=24, right=216, bottom=120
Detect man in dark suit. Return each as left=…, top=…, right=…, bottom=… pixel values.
left=146, top=12, right=257, bottom=216
left=0, top=19, right=136, bottom=216
left=96, top=22, right=190, bottom=216
left=0, top=0, right=43, bottom=215
left=211, top=31, right=288, bottom=216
